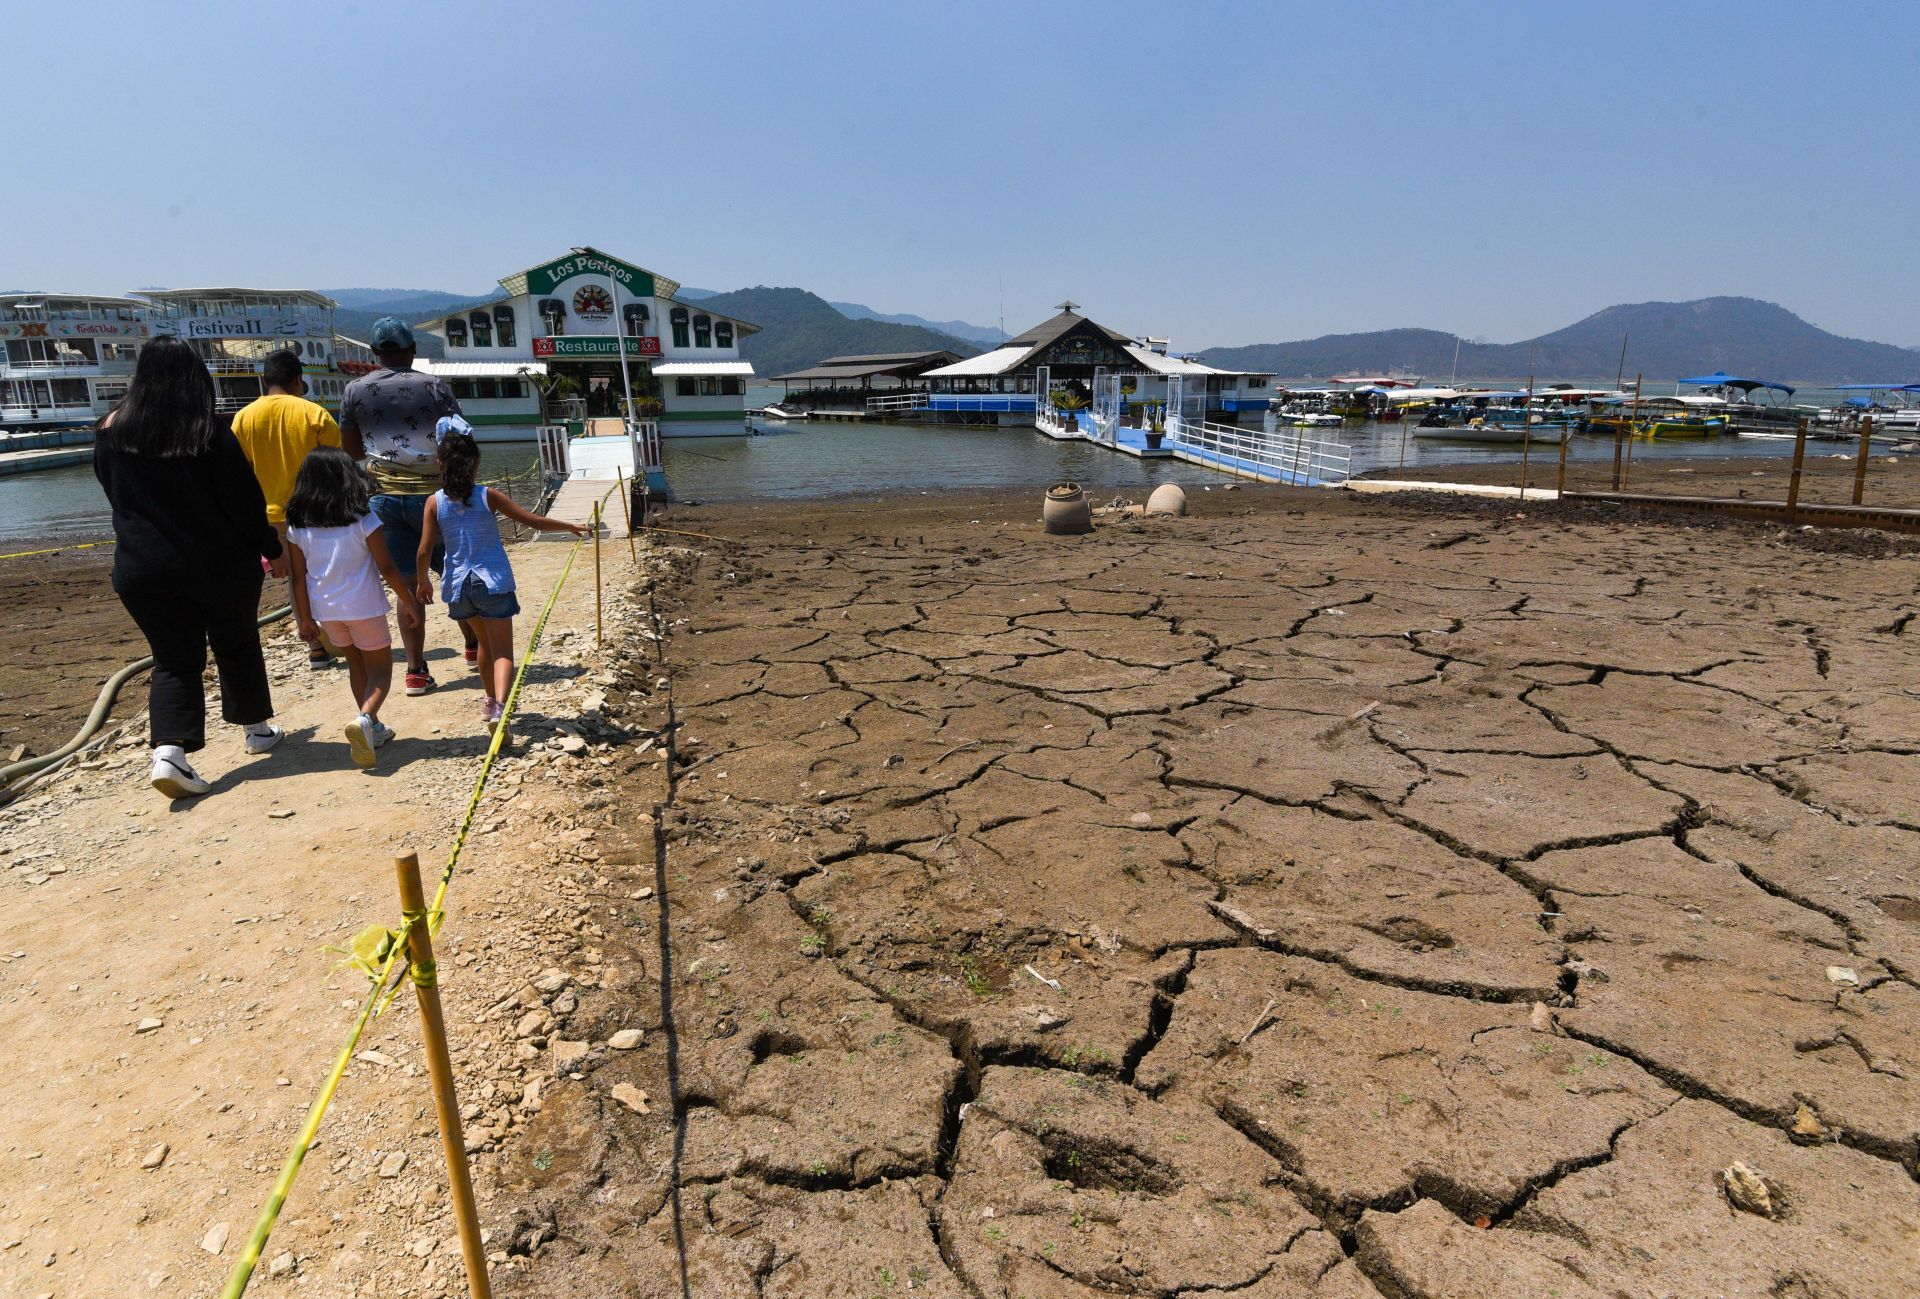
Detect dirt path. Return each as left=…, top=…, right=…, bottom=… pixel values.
left=490, top=486, right=1919, bottom=1298
left=0, top=528, right=661, bottom=1298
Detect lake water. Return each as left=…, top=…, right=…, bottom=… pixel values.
left=0, top=416, right=1847, bottom=544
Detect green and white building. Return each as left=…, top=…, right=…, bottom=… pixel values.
left=412, top=247, right=758, bottom=441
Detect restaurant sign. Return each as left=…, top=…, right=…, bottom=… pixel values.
left=151, top=316, right=317, bottom=339
left=521, top=251, right=655, bottom=300
left=0, top=320, right=149, bottom=339
left=532, top=335, right=661, bottom=359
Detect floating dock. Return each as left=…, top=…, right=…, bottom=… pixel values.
left=0, top=445, right=92, bottom=476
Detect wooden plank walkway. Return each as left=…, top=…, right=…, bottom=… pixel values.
left=539, top=477, right=635, bottom=540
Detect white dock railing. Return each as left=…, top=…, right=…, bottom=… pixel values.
left=1169, top=416, right=1351, bottom=486
left=864, top=391, right=928, bottom=415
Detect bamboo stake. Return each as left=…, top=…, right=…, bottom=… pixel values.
left=1787, top=419, right=1808, bottom=526
left=394, top=852, right=491, bottom=1299
left=1556, top=427, right=1569, bottom=496
left=1852, top=415, right=1874, bottom=506
left=616, top=468, right=637, bottom=562
left=593, top=501, right=603, bottom=649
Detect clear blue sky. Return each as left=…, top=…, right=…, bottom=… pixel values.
left=9, top=1, right=1917, bottom=349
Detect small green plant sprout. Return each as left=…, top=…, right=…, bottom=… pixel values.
left=876, top=1265, right=896, bottom=1287
left=810, top=904, right=832, bottom=926
left=800, top=931, right=826, bottom=953
left=984, top=1223, right=1006, bottom=1241
left=962, top=957, right=992, bottom=997
left=532, top=1149, right=553, bottom=1172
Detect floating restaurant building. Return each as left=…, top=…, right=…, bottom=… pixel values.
left=916, top=304, right=1271, bottom=426
left=768, top=350, right=966, bottom=414
left=139, top=288, right=354, bottom=414
left=412, top=247, right=759, bottom=440
left=3, top=288, right=358, bottom=433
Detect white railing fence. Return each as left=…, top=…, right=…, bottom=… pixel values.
left=864, top=391, right=928, bottom=414
left=1168, top=415, right=1352, bottom=486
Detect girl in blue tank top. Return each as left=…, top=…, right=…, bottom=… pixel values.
left=415, top=420, right=586, bottom=736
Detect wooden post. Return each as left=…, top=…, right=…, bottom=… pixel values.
left=593, top=501, right=603, bottom=649
left=1556, top=427, right=1569, bottom=496
left=615, top=468, right=637, bottom=562
left=1518, top=369, right=1535, bottom=501
left=1786, top=419, right=1808, bottom=525
left=1398, top=421, right=1408, bottom=474
left=1622, top=375, right=1641, bottom=490
left=1852, top=415, right=1874, bottom=506
left=394, top=852, right=492, bottom=1299
left=1611, top=423, right=1624, bottom=491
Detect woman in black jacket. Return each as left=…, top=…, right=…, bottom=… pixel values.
left=95, top=336, right=285, bottom=798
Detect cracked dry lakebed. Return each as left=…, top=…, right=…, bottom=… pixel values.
left=492, top=486, right=1920, bottom=1298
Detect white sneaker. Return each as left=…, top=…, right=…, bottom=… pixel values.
left=150, top=753, right=210, bottom=799
left=345, top=715, right=378, bottom=769
left=370, top=719, right=395, bottom=750
left=243, top=724, right=283, bottom=755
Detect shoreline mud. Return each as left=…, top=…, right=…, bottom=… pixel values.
left=3, top=479, right=1917, bottom=1297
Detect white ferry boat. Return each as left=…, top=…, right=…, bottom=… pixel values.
left=0, top=293, right=151, bottom=435
left=411, top=246, right=759, bottom=442
left=137, top=288, right=353, bottom=416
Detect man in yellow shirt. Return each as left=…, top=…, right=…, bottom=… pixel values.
left=232, top=348, right=342, bottom=667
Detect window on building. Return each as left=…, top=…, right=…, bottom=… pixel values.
left=692, top=314, right=712, bottom=348
left=1246, top=375, right=1268, bottom=389
left=675, top=377, right=696, bottom=397
left=669, top=307, right=690, bottom=349
left=500, top=378, right=523, bottom=398
left=538, top=299, right=565, bottom=336
left=493, top=306, right=516, bottom=348
left=447, top=319, right=468, bottom=347
left=469, top=311, right=492, bottom=348
left=715, top=320, right=733, bottom=348
left=721, top=377, right=742, bottom=396
left=450, top=379, right=473, bottom=399
left=698, top=377, right=719, bottom=396
left=623, top=303, right=649, bottom=337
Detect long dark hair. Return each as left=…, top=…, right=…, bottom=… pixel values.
left=285, top=446, right=371, bottom=529
left=437, top=431, right=481, bottom=503
left=102, top=336, right=216, bottom=457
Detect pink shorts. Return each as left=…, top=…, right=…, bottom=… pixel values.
left=320, top=616, right=393, bottom=652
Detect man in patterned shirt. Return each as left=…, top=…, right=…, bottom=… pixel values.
left=340, top=317, right=471, bottom=694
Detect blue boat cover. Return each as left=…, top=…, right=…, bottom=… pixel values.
left=1679, top=371, right=1795, bottom=395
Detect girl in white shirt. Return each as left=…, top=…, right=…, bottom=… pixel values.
left=285, top=448, right=422, bottom=768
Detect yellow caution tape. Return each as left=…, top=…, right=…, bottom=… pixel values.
left=219, top=477, right=624, bottom=1299
left=0, top=538, right=114, bottom=561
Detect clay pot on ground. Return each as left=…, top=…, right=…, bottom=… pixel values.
left=1146, top=482, right=1188, bottom=517
left=1043, top=482, right=1094, bottom=535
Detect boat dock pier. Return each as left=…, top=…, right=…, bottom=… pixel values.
left=0, top=445, right=92, bottom=476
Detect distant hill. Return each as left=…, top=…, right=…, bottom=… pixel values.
left=325, top=288, right=495, bottom=312
left=1203, top=297, right=1920, bottom=386
left=829, top=300, right=1005, bottom=348
left=693, top=286, right=981, bottom=377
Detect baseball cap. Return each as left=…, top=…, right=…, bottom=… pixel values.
left=369, top=317, right=416, bottom=352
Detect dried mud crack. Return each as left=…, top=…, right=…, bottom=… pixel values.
left=487, top=488, right=1920, bottom=1299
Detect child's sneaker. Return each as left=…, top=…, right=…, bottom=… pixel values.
left=370, top=719, right=395, bottom=750
left=150, top=751, right=209, bottom=799
left=481, top=698, right=501, bottom=728
left=464, top=645, right=479, bottom=669
left=404, top=667, right=436, bottom=696
left=345, top=714, right=379, bottom=768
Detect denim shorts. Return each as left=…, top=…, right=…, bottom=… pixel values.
left=369, top=492, right=442, bottom=582
left=446, top=573, right=520, bottom=621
